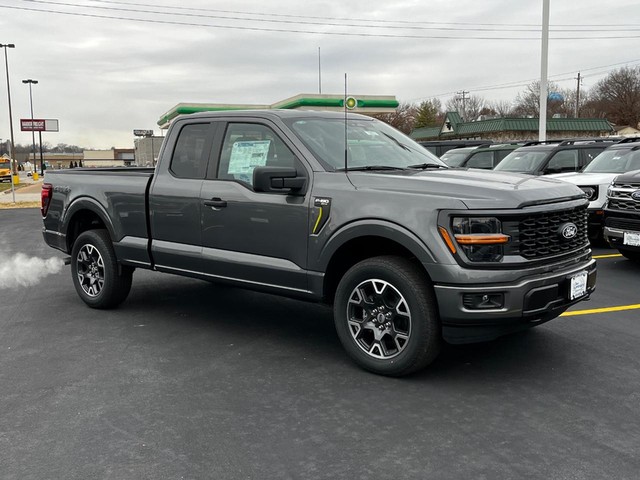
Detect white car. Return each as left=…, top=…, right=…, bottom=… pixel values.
left=548, top=138, right=640, bottom=242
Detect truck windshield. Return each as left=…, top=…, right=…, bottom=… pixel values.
left=284, top=117, right=445, bottom=171
left=493, top=150, right=548, bottom=173
left=582, top=148, right=640, bottom=173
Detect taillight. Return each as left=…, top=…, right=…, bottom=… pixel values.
left=41, top=183, right=53, bottom=217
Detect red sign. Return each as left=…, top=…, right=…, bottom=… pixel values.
left=20, top=119, right=59, bottom=132
left=21, top=119, right=45, bottom=131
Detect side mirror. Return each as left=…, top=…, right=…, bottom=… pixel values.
left=253, top=166, right=306, bottom=194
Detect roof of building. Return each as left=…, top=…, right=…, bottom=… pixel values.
left=410, top=112, right=614, bottom=140
left=157, top=93, right=399, bottom=128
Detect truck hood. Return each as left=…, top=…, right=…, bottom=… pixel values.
left=348, top=169, right=586, bottom=209
left=547, top=171, right=618, bottom=187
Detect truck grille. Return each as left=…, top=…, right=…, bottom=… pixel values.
left=503, top=205, right=589, bottom=260
left=605, top=217, right=640, bottom=231
left=607, top=182, right=640, bottom=212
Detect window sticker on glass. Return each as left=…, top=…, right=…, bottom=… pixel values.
left=228, top=140, right=271, bottom=176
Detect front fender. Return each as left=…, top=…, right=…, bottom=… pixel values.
left=314, top=219, right=438, bottom=272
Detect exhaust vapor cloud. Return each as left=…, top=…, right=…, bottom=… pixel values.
left=0, top=253, right=66, bottom=289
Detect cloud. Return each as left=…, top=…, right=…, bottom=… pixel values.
left=0, top=0, right=638, bottom=149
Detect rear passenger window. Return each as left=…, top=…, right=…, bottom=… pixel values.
left=218, top=123, right=297, bottom=187
left=170, top=124, right=210, bottom=179
left=466, top=151, right=493, bottom=169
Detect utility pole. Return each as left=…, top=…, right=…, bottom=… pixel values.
left=575, top=71, right=582, bottom=118
left=456, top=90, right=469, bottom=121
left=539, top=0, right=550, bottom=142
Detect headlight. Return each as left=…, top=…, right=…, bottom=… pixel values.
left=450, top=217, right=509, bottom=262
left=579, top=186, right=598, bottom=201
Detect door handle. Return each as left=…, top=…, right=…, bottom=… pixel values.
left=204, top=198, right=227, bottom=208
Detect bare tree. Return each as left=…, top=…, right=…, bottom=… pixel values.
left=589, top=66, right=640, bottom=127
left=487, top=99, right=514, bottom=117
left=374, top=103, right=419, bottom=134
left=512, top=80, right=574, bottom=118
left=445, top=94, right=486, bottom=121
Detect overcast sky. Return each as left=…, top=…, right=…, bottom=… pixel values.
left=0, top=0, right=638, bottom=149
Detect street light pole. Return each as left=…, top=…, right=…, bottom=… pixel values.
left=1, top=43, right=17, bottom=202
left=22, top=79, right=39, bottom=177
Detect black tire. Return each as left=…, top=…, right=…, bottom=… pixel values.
left=619, top=248, right=640, bottom=263
left=333, top=256, right=440, bottom=376
left=70, top=229, right=133, bottom=309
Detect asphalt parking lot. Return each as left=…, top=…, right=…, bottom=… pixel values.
left=1, top=208, right=639, bottom=480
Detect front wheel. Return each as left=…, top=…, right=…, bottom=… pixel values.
left=71, top=229, right=133, bottom=309
left=333, top=256, right=441, bottom=376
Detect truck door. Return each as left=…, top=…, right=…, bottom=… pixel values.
left=149, top=121, right=215, bottom=272
left=199, top=121, right=311, bottom=293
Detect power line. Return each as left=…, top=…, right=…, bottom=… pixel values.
left=23, top=0, right=640, bottom=33
left=85, top=0, right=640, bottom=29
left=4, top=4, right=640, bottom=40
left=412, top=59, right=640, bottom=101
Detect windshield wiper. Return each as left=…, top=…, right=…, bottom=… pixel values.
left=382, top=132, right=412, bottom=151
left=336, top=165, right=406, bottom=172
left=406, top=163, right=449, bottom=170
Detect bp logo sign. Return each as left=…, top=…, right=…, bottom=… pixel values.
left=344, top=97, right=358, bottom=109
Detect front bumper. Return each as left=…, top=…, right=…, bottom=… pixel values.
left=433, top=258, right=596, bottom=344
left=604, top=226, right=640, bottom=253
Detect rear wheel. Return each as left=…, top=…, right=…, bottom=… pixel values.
left=333, top=256, right=440, bottom=376
left=71, top=229, right=133, bottom=309
left=619, top=248, right=640, bottom=263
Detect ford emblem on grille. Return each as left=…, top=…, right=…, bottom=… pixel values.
left=631, top=190, right=640, bottom=201
left=559, top=222, right=578, bottom=240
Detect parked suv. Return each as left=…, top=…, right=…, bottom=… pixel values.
left=440, top=143, right=526, bottom=169
left=549, top=138, right=640, bottom=242
left=418, top=139, right=493, bottom=157
left=603, top=169, right=640, bottom=262
left=493, top=139, right=615, bottom=176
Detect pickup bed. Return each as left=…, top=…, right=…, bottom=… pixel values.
left=42, top=110, right=596, bottom=376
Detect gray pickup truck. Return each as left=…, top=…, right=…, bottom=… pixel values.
left=41, top=110, right=596, bottom=376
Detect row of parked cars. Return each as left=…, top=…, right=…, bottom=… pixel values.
left=419, top=137, right=640, bottom=260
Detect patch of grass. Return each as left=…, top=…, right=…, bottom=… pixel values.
left=0, top=201, right=40, bottom=209
left=0, top=183, right=25, bottom=192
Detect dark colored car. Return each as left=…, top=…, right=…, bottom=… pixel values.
left=418, top=139, right=493, bottom=157
left=440, top=143, right=526, bottom=169
left=41, top=110, right=596, bottom=376
left=603, top=168, right=640, bottom=262
left=493, top=139, right=615, bottom=176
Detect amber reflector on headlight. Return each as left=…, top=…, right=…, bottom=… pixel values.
left=438, top=226, right=457, bottom=254
left=454, top=234, right=510, bottom=245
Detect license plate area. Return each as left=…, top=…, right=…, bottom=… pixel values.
left=569, top=271, right=588, bottom=300
left=623, top=231, right=640, bottom=247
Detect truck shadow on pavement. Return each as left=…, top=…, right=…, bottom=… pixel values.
left=120, top=273, right=582, bottom=382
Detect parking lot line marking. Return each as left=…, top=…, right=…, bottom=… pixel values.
left=593, top=253, right=623, bottom=259
left=561, top=303, right=640, bottom=317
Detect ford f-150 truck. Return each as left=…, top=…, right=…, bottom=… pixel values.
left=549, top=138, right=640, bottom=243
left=604, top=168, right=640, bottom=262
left=41, top=110, right=596, bottom=376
